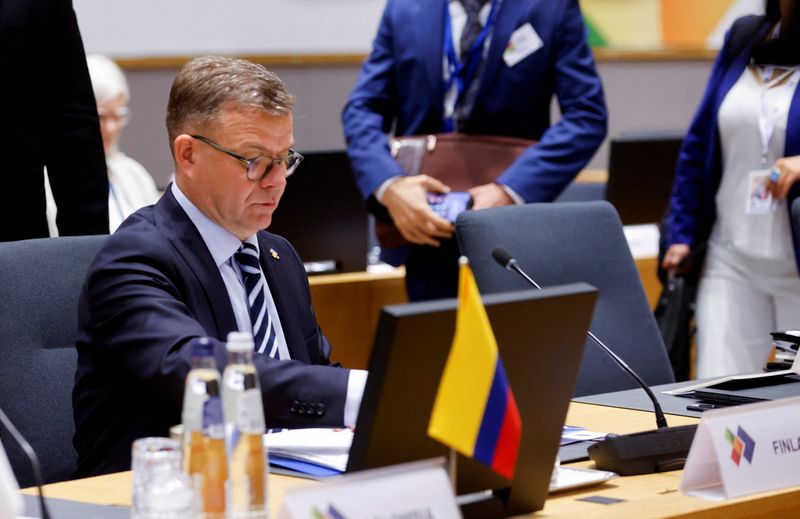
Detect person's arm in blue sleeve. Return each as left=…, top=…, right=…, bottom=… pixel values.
left=342, top=0, right=453, bottom=246
left=342, top=0, right=404, bottom=200
left=492, top=0, right=607, bottom=205
left=662, top=25, right=737, bottom=270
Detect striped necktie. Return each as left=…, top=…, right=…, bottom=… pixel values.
left=455, top=0, right=490, bottom=130
left=459, top=0, right=489, bottom=59
left=234, top=243, right=279, bottom=358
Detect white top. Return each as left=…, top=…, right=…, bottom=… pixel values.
left=44, top=150, right=160, bottom=235
left=171, top=183, right=365, bottom=427
left=712, top=65, right=799, bottom=269
left=107, top=151, right=160, bottom=232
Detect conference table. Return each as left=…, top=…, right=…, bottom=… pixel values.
left=25, top=402, right=800, bottom=518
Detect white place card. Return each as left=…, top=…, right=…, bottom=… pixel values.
left=0, top=438, right=22, bottom=519
left=279, top=458, right=461, bottom=519
left=681, top=396, right=800, bottom=501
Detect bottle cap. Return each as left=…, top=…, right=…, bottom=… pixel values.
left=188, top=337, right=214, bottom=357
left=226, top=331, right=255, bottom=352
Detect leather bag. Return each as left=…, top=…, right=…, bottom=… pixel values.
left=376, top=133, right=536, bottom=248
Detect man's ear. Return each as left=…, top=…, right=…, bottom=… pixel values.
left=173, top=134, right=196, bottom=177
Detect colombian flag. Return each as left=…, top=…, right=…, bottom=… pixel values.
left=428, top=259, right=522, bottom=480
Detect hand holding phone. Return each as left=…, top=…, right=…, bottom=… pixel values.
left=427, top=192, right=473, bottom=223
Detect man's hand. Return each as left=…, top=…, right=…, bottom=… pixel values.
left=469, top=183, right=514, bottom=210
left=767, top=155, right=800, bottom=201
left=382, top=175, right=454, bottom=246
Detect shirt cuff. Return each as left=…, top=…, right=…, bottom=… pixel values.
left=374, top=176, right=403, bottom=205
left=501, top=183, right=525, bottom=205
left=344, top=369, right=368, bottom=427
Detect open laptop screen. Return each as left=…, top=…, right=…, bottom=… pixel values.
left=348, top=284, right=597, bottom=515
left=605, top=133, right=683, bottom=225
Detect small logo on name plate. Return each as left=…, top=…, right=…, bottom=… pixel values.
left=725, top=426, right=755, bottom=466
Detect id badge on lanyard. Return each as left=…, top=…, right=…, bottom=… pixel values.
left=442, top=0, right=500, bottom=132
left=747, top=65, right=798, bottom=215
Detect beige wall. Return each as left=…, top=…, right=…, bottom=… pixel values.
left=120, top=59, right=714, bottom=190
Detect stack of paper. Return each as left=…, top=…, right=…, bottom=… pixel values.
left=560, top=425, right=607, bottom=446
left=264, top=428, right=352, bottom=477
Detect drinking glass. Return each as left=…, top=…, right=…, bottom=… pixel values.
left=131, top=437, right=195, bottom=518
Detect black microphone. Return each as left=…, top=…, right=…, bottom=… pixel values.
left=0, top=406, right=51, bottom=519
left=490, top=245, right=696, bottom=476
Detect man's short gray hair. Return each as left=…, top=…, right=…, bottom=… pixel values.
left=166, top=56, right=296, bottom=147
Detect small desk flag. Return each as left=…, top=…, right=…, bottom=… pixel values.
left=427, top=258, right=522, bottom=480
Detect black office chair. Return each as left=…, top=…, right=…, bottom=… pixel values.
left=0, top=235, right=105, bottom=486
left=456, top=201, right=674, bottom=396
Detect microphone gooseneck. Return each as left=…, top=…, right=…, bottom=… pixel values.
left=491, top=245, right=667, bottom=428
left=489, top=245, right=697, bottom=476
left=0, top=406, right=51, bottom=519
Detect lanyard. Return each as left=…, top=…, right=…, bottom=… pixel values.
left=756, top=64, right=797, bottom=164
left=442, top=0, right=500, bottom=130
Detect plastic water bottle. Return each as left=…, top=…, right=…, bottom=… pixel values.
left=182, top=337, right=228, bottom=518
left=222, top=332, right=268, bottom=518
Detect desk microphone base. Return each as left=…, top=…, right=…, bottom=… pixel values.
left=587, top=424, right=698, bottom=476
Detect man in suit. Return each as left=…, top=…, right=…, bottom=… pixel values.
left=73, top=56, right=367, bottom=477
left=0, top=0, right=108, bottom=241
left=343, top=0, right=607, bottom=300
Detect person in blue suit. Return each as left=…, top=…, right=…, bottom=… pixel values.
left=662, top=0, right=800, bottom=378
left=73, top=57, right=367, bottom=477
left=343, top=0, right=607, bottom=300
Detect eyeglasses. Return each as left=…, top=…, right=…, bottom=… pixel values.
left=190, top=135, right=303, bottom=180
left=98, top=106, right=130, bottom=128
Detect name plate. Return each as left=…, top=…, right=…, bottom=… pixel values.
left=279, top=458, right=461, bottom=518
left=681, top=396, right=800, bottom=500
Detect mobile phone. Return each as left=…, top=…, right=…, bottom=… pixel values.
left=686, top=403, right=724, bottom=412
left=427, top=192, right=473, bottom=222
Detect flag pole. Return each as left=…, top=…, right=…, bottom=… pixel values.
left=449, top=447, right=457, bottom=491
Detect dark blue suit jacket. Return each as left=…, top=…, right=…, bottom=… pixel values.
left=72, top=188, right=350, bottom=477
left=343, top=0, right=607, bottom=205
left=666, top=15, right=800, bottom=273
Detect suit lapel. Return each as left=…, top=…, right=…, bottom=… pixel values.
left=257, top=233, right=307, bottom=362
left=411, top=0, right=446, bottom=127
left=716, top=20, right=771, bottom=117
left=156, top=189, right=238, bottom=340
left=478, top=0, right=526, bottom=97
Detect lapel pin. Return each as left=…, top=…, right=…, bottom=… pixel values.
left=269, top=248, right=280, bottom=260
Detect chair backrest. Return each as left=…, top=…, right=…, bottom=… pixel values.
left=0, top=236, right=106, bottom=486
left=456, top=202, right=674, bottom=396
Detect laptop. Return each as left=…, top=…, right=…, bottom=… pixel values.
left=693, top=373, right=800, bottom=406
left=348, top=284, right=598, bottom=516
left=605, top=132, right=683, bottom=225
left=268, top=150, right=368, bottom=273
